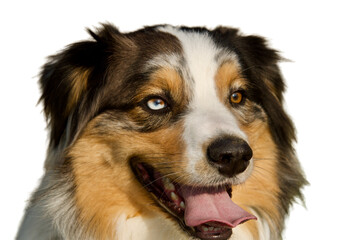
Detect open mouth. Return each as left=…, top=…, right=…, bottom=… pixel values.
left=131, top=162, right=256, bottom=240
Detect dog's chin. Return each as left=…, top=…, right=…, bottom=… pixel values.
left=130, top=161, right=255, bottom=240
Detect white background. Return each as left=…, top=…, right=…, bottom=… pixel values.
left=1, top=1, right=359, bottom=239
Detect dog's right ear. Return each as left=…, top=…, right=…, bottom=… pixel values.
left=39, top=24, right=121, bottom=152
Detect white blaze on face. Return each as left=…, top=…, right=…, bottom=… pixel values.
left=158, top=26, right=248, bottom=183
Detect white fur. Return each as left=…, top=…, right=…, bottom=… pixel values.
left=158, top=26, right=251, bottom=185
left=115, top=215, right=192, bottom=240
left=231, top=224, right=254, bottom=240
left=257, top=218, right=271, bottom=240
left=17, top=173, right=87, bottom=240
left=145, top=53, right=182, bottom=71
left=115, top=214, right=261, bottom=240
left=255, top=214, right=271, bottom=240
left=249, top=208, right=272, bottom=240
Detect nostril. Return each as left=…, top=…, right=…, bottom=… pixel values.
left=206, top=136, right=252, bottom=177
left=214, top=153, right=233, bottom=165
left=220, top=153, right=232, bottom=164
left=238, top=143, right=253, bottom=162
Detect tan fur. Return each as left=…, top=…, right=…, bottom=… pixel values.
left=233, top=121, right=281, bottom=237
left=215, top=61, right=248, bottom=101
left=71, top=101, right=188, bottom=238
left=67, top=68, right=90, bottom=113
left=137, top=67, right=189, bottom=108
left=263, top=78, right=280, bottom=102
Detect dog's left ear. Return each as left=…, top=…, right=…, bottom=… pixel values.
left=212, top=27, right=285, bottom=103
left=39, top=24, right=123, bottom=156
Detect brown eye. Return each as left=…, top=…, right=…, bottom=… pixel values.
left=230, top=91, right=243, bottom=104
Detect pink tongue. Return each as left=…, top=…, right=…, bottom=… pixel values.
left=179, top=186, right=256, bottom=228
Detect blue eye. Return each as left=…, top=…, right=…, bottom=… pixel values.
left=147, top=98, right=167, bottom=110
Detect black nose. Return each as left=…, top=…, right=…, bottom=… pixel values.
left=206, top=136, right=252, bottom=178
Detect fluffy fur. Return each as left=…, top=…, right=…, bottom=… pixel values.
left=17, top=24, right=307, bottom=240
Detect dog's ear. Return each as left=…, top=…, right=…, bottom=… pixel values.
left=39, top=24, right=121, bottom=150
left=237, top=34, right=285, bottom=104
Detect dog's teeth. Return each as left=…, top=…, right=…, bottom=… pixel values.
left=163, top=178, right=175, bottom=191
left=170, top=192, right=179, bottom=201
left=202, top=226, right=209, bottom=232
left=180, top=201, right=185, bottom=209
left=167, top=183, right=175, bottom=191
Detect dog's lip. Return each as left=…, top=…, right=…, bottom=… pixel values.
left=130, top=161, right=255, bottom=240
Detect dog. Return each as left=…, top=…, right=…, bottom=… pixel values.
left=17, top=24, right=307, bottom=240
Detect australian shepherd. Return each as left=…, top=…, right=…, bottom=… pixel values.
left=17, top=24, right=307, bottom=240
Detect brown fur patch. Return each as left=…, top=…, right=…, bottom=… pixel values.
left=264, top=78, right=281, bottom=102
left=71, top=112, right=187, bottom=237
left=123, top=67, right=189, bottom=131
left=233, top=120, right=281, bottom=237
left=215, top=61, right=247, bottom=101
left=67, top=68, right=90, bottom=113
left=136, top=67, right=188, bottom=107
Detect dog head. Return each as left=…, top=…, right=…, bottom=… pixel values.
left=39, top=24, right=306, bottom=239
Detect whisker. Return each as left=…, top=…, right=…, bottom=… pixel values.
left=142, top=172, right=181, bottom=188
left=239, top=65, right=258, bottom=75
left=138, top=153, right=182, bottom=157
left=253, top=157, right=276, bottom=161
left=149, top=161, right=184, bottom=165
left=252, top=165, right=273, bottom=175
